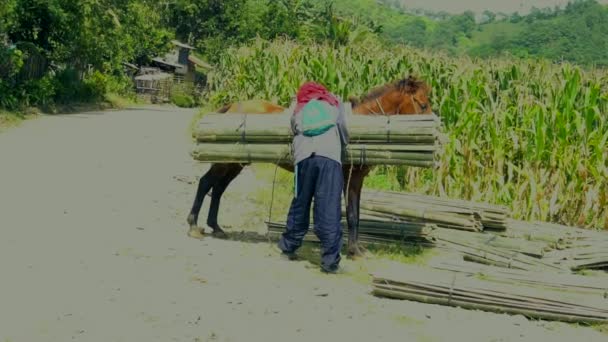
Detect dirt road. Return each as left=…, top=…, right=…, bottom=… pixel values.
left=0, top=106, right=605, bottom=342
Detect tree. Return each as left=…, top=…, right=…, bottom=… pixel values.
left=482, top=10, right=496, bottom=24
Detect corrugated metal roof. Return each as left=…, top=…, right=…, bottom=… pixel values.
left=152, top=57, right=182, bottom=69
left=188, top=55, right=213, bottom=69
left=171, top=40, right=195, bottom=50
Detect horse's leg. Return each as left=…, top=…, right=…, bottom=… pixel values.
left=206, top=164, right=244, bottom=239
left=343, top=166, right=369, bottom=258
left=187, top=164, right=226, bottom=239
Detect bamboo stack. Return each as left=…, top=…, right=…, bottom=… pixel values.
left=265, top=219, right=437, bottom=246
left=429, top=259, right=608, bottom=296
left=502, top=220, right=592, bottom=248
left=191, top=143, right=436, bottom=167
left=501, top=221, right=608, bottom=271
left=191, top=112, right=443, bottom=167
left=433, top=228, right=549, bottom=259
left=359, top=191, right=509, bottom=232
left=265, top=220, right=564, bottom=272
left=371, top=263, right=608, bottom=323
left=362, top=190, right=509, bottom=231
left=433, top=239, right=568, bottom=272
left=194, top=112, right=442, bottom=143
left=543, top=247, right=608, bottom=271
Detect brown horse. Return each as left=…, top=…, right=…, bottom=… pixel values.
left=187, top=76, right=433, bottom=257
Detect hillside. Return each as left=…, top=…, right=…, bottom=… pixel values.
left=331, top=0, right=608, bottom=66
left=465, top=1, right=608, bottom=66
left=394, top=0, right=608, bottom=15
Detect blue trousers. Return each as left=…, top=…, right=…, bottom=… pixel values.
left=278, top=155, right=344, bottom=272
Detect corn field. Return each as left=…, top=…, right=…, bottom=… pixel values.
left=204, top=38, right=608, bottom=230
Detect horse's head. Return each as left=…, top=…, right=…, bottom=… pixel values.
left=350, top=76, right=432, bottom=115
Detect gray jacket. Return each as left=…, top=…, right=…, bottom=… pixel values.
left=289, top=98, right=350, bottom=165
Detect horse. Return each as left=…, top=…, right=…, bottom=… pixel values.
left=187, top=76, right=433, bottom=258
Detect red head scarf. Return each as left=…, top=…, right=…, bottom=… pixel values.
left=294, top=82, right=339, bottom=114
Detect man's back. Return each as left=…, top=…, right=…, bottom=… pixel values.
left=290, top=99, right=349, bottom=165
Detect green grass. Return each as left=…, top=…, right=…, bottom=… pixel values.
left=591, top=323, right=608, bottom=335
left=104, top=92, right=138, bottom=109
left=365, top=242, right=437, bottom=265
left=0, top=110, right=27, bottom=131
left=471, top=22, right=523, bottom=46
left=1, top=93, right=138, bottom=133
left=171, top=93, right=196, bottom=108
left=249, top=163, right=295, bottom=223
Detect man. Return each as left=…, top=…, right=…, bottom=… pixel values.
left=277, top=82, right=349, bottom=274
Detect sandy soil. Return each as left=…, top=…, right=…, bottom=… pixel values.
left=0, top=106, right=605, bottom=342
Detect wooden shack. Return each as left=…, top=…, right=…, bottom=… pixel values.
left=151, top=40, right=211, bottom=85
left=134, top=67, right=173, bottom=103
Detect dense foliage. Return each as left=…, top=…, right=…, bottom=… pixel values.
left=0, top=0, right=173, bottom=110
left=0, top=0, right=376, bottom=110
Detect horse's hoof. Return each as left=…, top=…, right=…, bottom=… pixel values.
left=187, top=227, right=205, bottom=240
left=207, top=222, right=228, bottom=239
left=187, top=214, right=197, bottom=227
left=347, top=245, right=367, bottom=259
left=211, top=228, right=228, bottom=239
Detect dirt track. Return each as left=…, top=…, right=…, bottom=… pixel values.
left=0, top=106, right=605, bottom=342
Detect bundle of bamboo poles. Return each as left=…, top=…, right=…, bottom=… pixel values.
left=429, top=259, right=608, bottom=296
left=194, top=112, right=441, bottom=143
left=362, top=190, right=509, bottom=231
left=191, top=112, right=443, bottom=167
left=372, top=263, right=608, bottom=323
left=543, top=247, right=608, bottom=271
left=265, top=219, right=437, bottom=246
left=191, top=143, right=436, bottom=167
left=359, top=191, right=509, bottom=232
left=501, top=220, right=592, bottom=248
left=265, top=220, right=562, bottom=272
left=433, top=237, right=567, bottom=272
left=434, top=228, right=550, bottom=259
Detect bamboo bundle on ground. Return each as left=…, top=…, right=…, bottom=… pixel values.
left=265, top=219, right=437, bottom=246
left=360, top=197, right=482, bottom=232
left=502, top=220, right=593, bottom=249
left=543, top=246, right=608, bottom=271
left=371, top=264, right=608, bottom=323
left=191, top=143, right=436, bottom=167
left=362, top=190, right=510, bottom=231
left=194, top=113, right=441, bottom=144
left=429, top=259, right=608, bottom=297
left=431, top=235, right=568, bottom=272
left=434, top=228, right=549, bottom=259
